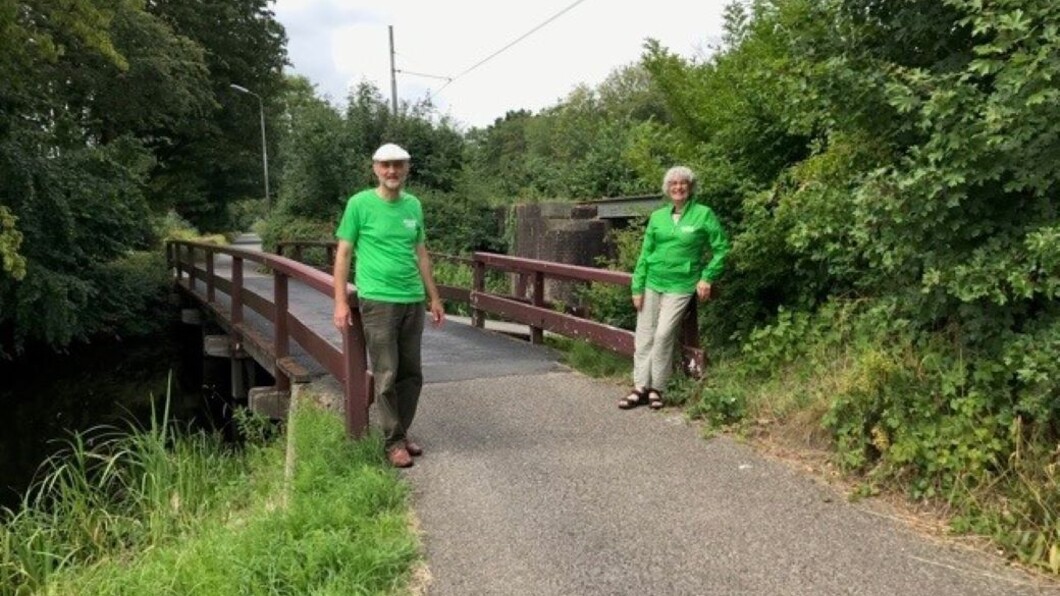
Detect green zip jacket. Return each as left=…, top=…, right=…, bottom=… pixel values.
left=631, top=200, right=730, bottom=295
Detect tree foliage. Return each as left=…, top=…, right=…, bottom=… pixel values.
left=265, top=79, right=477, bottom=250
left=0, top=0, right=287, bottom=354
left=463, top=64, right=671, bottom=201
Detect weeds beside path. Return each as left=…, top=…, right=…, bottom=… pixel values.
left=2, top=401, right=418, bottom=595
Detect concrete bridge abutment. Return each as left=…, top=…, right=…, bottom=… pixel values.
left=181, top=306, right=298, bottom=424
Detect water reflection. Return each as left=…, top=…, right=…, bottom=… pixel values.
left=0, top=323, right=231, bottom=509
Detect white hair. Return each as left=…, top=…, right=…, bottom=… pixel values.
left=661, top=166, right=697, bottom=196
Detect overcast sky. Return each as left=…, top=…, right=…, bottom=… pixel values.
left=273, top=0, right=729, bottom=129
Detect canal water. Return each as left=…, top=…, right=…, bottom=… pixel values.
left=0, top=322, right=238, bottom=510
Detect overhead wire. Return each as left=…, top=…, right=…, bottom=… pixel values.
left=429, top=0, right=593, bottom=99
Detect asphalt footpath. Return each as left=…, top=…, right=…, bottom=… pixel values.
left=405, top=331, right=1057, bottom=596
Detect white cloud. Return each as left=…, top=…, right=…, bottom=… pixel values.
left=273, top=0, right=727, bottom=127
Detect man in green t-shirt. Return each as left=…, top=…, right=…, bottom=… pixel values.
left=332, top=143, right=445, bottom=468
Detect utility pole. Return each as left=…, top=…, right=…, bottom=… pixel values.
left=388, top=25, right=398, bottom=116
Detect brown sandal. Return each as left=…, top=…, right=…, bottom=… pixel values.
left=647, top=389, right=664, bottom=410
left=618, top=388, right=648, bottom=409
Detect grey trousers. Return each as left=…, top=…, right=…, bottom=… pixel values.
left=359, top=299, right=425, bottom=448
left=633, top=289, right=693, bottom=391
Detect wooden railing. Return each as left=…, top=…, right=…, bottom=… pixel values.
left=276, top=240, right=337, bottom=267
left=166, top=240, right=372, bottom=437
left=275, top=240, right=704, bottom=376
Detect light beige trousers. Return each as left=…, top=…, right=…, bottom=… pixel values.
left=633, top=289, right=693, bottom=391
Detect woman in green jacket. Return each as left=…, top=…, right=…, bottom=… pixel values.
left=618, top=166, right=730, bottom=410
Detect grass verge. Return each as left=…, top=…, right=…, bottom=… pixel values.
left=2, top=398, right=417, bottom=595
left=546, top=336, right=631, bottom=380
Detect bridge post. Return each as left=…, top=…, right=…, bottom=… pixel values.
left=274, top=273, right=290, bottom=391
left=206, top=247, right=215, bottom=303
left=177, top=243, right=185, bottom=283
left=343, top=292, right=370, bottom=438
left=681, top=300, right=703, bottom=378
left=232, top=257, right=243, bottom=325
left=471, top=258, right=485, bottom=329
left=530, top=271, right=545, bottom=345
left=229, top=342, right=251, bottom=401
left=187, top=245, right=197, bottom=292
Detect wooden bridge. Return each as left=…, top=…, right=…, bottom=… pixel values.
left=166, top=236, right=702, bottom=435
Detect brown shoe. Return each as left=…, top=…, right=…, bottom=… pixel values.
left=405, top=440, right=423, bottom=457
left=386, top=446, right=414, bottom=468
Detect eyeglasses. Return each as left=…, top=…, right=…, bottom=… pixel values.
left=376, top=160, right=408, bottom=169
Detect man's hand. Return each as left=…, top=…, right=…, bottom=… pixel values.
left=696, top=280, right=712, bottom=302
left=428, top=297, right=445, bottom=327
left=332, top=240, right=354, bottom=330
left=632, top=294, right=643, bottom=311
left=333, top=302, right=351, bottom=329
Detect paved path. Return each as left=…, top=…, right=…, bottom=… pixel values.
left=408, top=350, right=1056, bottom=595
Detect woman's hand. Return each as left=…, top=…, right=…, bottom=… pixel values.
left=696, top=281, right=712, bottom=302
left=632, top=294, right=643, bottom=311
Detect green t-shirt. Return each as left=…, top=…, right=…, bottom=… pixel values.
left=335, top=188, right=426, bottom=303
left=631, top=200, right=730, bottom=295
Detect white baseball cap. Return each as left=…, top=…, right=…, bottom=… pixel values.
left=372, top=143, right=411, bottom=161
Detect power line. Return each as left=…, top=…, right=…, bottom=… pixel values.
left=396, top=69, right=453, bottom=83
left=430, top=0, right=592, bottom=98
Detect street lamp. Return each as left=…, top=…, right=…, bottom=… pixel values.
left=229, top=83, right=270, bottom=210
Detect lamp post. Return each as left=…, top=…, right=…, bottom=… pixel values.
left=229, top=83, right=270, bottom=210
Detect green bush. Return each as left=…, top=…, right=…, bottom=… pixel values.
left=577, top=217, right=645, bottom=331
left=419, top=190, right=506, bottom=255
left=256, top=214, right=334, bottom=255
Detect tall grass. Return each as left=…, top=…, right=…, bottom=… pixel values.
left=547, top=337, right=632, bottom=380
left=2, top=389, right=418, bottom=594
left=1, top=383, right=254, bottom=594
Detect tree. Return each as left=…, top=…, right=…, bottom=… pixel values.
left=0, top=0, right=289, bottom=354
left=146, top=0, right=288, bottom=230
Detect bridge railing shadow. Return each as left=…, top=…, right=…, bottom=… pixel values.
left=276, top=240, right=704, bottom=377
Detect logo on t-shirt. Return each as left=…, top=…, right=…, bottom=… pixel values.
left=680, top=225, right=696, bottom=233
left=403, top=219, right=417, bottom=229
